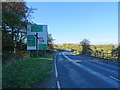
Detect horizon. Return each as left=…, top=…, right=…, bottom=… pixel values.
left=53, top=40, right=118, bottom=45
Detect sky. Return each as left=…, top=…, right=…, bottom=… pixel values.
left=27, top=2, right=118, bottom=45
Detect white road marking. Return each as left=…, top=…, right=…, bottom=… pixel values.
left=54, top=54, right=58, bottom=78
left=110, top=76, right=120, bottom=82
left=55, top=53, right=61, bottom=89
left=62, top=52, right=118, bottom=87
left=57, top=81, right=61, bottom=89
left=74, top=60, right=82, bottom=62
left=63, top=52, right=72, bottom=61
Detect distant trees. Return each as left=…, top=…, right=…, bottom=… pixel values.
left=61, top=43, right=71, bottom=50
left=48, top=34, right=55, bottom=49
left=118, top=45, right=120, bottom=62
left=80, top=39, right=92, bottom=55
left=53, top=43, right=82, bottom=54
left=53, top=39, right=118, bottom=62
left=112, top=45, right=120, bottom=62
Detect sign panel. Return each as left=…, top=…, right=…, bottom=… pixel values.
left=27, top=25, right=48, bottom=50
left=27, top=35, right=36, bottom=46
left=31, top=25, right=43, bottom=32
left=39, top=44, right=47, bottom=50
left=38, top=30, right=48, bottom=50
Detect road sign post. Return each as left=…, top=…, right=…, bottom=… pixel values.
left=28, top=50, right=31, bottom=57
left=34, top=33, right=38, bottom=56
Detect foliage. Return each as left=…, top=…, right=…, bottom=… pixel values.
left=0, top=30, right=1, bottom=53
left=2, top=52, right=55, bottom=88
left=53, top=43, right=82, bottom=54
left=2, top=1, right=33, bottom=28
left=48, top=34, right=55, bottom=49
left=118, top=45, right=120, bottom=62
left=80, top=39, right=92, bottom=55
left=2, top=1, right=35, bottom=63
left=112, top=45, right=120, bottom=62
left=53, top=42, right=118, bottom=61
left=80, top=39, right=90, bottom=46
left=90, top=44, right=118, bottom=61
left=48, top=34, right=55, bottom=44
left=91, top=44, right=115, bottom=53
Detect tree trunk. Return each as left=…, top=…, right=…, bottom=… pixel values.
left=11, top=27, right=15, bottom=52
left=11, top=27, right=14, bottom=41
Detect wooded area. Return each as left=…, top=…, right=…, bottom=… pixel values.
left=2, top=1, right=33, bottom=64
left=2, top=1, right=54, bottom=64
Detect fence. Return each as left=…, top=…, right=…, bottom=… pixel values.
left=90, top=52, right=118, bottom=61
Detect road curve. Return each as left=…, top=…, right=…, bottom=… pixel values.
left=55, top=51, right=120, bottom=88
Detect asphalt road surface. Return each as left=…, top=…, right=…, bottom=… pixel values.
left=36, top=51, right=120, bottom=89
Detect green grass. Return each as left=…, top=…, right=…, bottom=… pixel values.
left=2, top=53, right=55, bottom=88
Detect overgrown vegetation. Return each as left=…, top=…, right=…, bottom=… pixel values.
left=53, top=39, right=119, bottom=62
left=2, top=52, right=55, bottom=88
left=2, top=1, right=56, bottom=88
left=2, top=1, right=55, bottom=64
left=80, top=39, right=92, bottom=55
left=2, top=1, right=35, bottom=64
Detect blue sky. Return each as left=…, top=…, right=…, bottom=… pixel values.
left=27, top=2, right=118, bottom=45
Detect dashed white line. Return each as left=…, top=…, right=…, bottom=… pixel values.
left=110, top=76, right=120, bottom=82
left=54, top=54, right=58, bottom=78
left=57, top=81, right=61, bottom=89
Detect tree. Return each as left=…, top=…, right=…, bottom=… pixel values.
left=80, top=39, right=92, bottom=55
left=118, top=45, right=120, bottom=62
left=2, top=1, right=35, bottom=52
left=48, top=34, right=55, bottom=49
left=2, top=1, right=35, bottom=62
left=112, top=44, right=120, bottom=62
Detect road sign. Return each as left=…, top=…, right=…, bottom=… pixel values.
left=27, top=35, right=36, bottom=46
left=31, top=25, right=43, bottom=32
left=39, top=37, right=44, bottom=42
left=27, top=25, right=48, bottom=50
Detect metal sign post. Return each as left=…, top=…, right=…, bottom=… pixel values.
left=28, top=50, right=31, bottom=57
left=35, top=33, right=38, bottom=56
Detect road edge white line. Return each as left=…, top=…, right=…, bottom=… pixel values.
left=54, top=53, right=61, bottom=89
left=110, top=76, right=120, bottom=82
left=54, top=54, right=58, bottom=78
left=57, top=81, right=61, bottom=89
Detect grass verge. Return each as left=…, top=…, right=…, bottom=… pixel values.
left=2, top=52, right=55, bottom=88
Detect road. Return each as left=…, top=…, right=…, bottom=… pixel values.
left=36, top=51, right=120, bottom=88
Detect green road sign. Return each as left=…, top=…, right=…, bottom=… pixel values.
left=39, top=44, right=47, bottom=50
left=31, top=25, right=43, bottom=32
left=27, top=25, right=48, bottom=50
left=27, top=35, right=36, bottom=46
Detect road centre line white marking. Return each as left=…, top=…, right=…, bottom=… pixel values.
left=62, top=52, right=118, bottom=87
left=110, top=76, right=120, bottom=82
left=57, top=81, right=61, bottom=89
left=54, top=54, right=58, bottom=78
